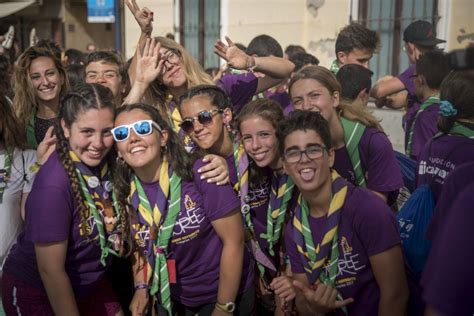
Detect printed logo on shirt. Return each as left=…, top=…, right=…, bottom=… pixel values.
left=334, top=236, right=366, bottom=289
left=132, top=223, right=150, bottom=254
left=78, top=201, right=105, bottom=241
left=172, top=194, right=205, bottom=244
left=249, top=181, right=270, bottom=208
left=418, top=158, right=454, bottom=182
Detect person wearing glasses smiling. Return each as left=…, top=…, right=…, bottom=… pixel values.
left=112, top=103, right=253, bottom=315
left=124, top=0, right=294, bottom=137
left=279, top=110, right=408, bottom=316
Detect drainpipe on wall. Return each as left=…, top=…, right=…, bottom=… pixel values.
left=114, top=0, right=122, bottom=54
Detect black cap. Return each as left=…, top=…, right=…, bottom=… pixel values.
left=403, top=20, right=446, bottom=46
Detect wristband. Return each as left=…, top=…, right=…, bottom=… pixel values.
left=246, top=56, right=257, bottom=72
left=134, top=282, right=148, bottom=291
left=29, top=161, right=42, bottom=174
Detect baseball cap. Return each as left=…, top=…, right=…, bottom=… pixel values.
left=403, top=20, right=446, bottom=46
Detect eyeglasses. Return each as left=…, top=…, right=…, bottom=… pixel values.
left=161, top=49, right=181, bottom=71
left=284, top=144, right=326, bottom=163
left=180, top=109, right=223, bottom=134
left=111, top=120, right=162, bottom=142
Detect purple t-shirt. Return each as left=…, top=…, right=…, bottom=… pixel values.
left=416, top=131, right=474, bottom=202
left=334, top=127, right=403, bottom=205
left=217, top=72, right=258, bottom=114
left=421, top=162, right=474, bottom=315
left=406, top=101, right=440, bottom=161
left=285, top=184, right=400, bottom=316
left=135, top=159, right=252, bottom=307
left=2, top=151, right=112, bottom=298
left=397, top=64, right=421, bottom=132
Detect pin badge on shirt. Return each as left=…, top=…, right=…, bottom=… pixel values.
left=243, top=195, right=251, bottom=203
left=87, top=176, right=100, bottom=188
left=241, top=204, right=250, bottom=214
left=0, top=169, right=8, bottom=188
left=104, top=180, right=113, bottom=192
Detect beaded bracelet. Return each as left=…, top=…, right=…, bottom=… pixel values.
left=134, top=282, right=148, bottom=291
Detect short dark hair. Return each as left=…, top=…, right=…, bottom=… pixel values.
left=278, top=110, right=332, bottom=156
left=290, top=52, right=320, bottom=72
left=285, top=45, right=306, bottom=60
left=179, top=85, right=232, bottom=111
left=65, top=48, right=84, bottom=65
left=66, top=64, right=85, bottom=88
left=416, top=50, right=452, bottom=90
left=336, top=64, right=373, bottom=101
left=247, top=34, right=283, bottom=57
left=84, top=51, right=126, bottom=81
left=335, top=23, right=379, bottom=55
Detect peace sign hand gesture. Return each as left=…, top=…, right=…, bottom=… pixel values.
left=214, top=36, right=254, bottom=70
left=126, top=0, right=154, bottom=34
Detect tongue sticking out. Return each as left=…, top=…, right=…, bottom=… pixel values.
left=300, top=169, right=315, bottom=182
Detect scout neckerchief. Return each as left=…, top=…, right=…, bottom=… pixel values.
left=167, top=96, right=195, bottom=150
left=340, top=116, right=367, bottom=187
left=448, top=121, right=474, bottom=139
left=70, top=151, right=121, bottom=266
left=0, top=147, right=13, bottom=203
left=26, top=111, right=38, bottom=148
left=329, top=59, right=340, bottom=75
left=232, top=138, right=276, bottom=273
left=406, top=94, right=440, bottom=157
left=293, top=170, right=348, bottom=313
left=128, top=158, right=182, bottom=315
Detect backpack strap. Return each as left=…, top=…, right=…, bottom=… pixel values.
left=340, top=117, right=367, bottom=187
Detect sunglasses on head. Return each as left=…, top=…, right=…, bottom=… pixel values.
left=180, top=109, right=223, bottom=134
left=111, top=120, right=162, bottom=142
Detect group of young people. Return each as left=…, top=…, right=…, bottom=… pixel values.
left=0, top=1, right=473, bottom=315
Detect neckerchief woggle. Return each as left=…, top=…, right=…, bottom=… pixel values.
left=340, top=116, right=367, bottom=187
left=70, top=151, right=121, bottom=266
left=0, top=147, right=13, bottom=203
left=128, top=158, right=182, bottom=315
left=293, top=170, right=348, bottom=314
left=232, top=137, right=277, bottom=274
left=406, top=94, right=440, bottom=156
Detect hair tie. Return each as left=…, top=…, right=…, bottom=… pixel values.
left=439, top=100, right=458, bottom=117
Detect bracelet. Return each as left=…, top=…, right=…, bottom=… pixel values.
left=246, top=56, right=257, bottom=72
left=134, top=282, right=148, bottom=291
left=29, top=161, right=42, bottom=173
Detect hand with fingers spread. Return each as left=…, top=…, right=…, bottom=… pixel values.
left=198, top=154, right=230, bottom=186
left=293, top=280, right=354, bottom=314
left=36, top=126, right=56, bottom=165
left=270, top=275, right=297, bottom=305
left=126, top=0, right=154, bottom=34
left=135, top=37, right=164, bottom=85
left=214, top=36, right=255, bottom=70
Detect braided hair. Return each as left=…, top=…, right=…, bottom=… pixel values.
left=55, top=83, right=120, bottom=241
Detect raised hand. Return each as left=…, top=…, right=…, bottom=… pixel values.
left=37, top=126, right=56, bottom=165
left=135, top=37, right=164, bottom=85
left=125, top=0, right=154, bottom=34
left=293, top=280, right=354, bottom=314
left=214, top=36, right=254, bottom=70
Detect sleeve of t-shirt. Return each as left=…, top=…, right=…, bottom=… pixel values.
left=422, top=184, right=474, bottom=315
left=217, top=72, right=258, bottom=114
left=397, top=65, right=416, bottom=95
left=350, top=188, right=401, bottom=256
left=193, top=160, right=241, bottom=222
left=284, top=221, right=305, bottom=274
left=21, top=149, right=38, bottom=193
left=24, top=178, right=73, bottom=243
left=361, top=129, right=404, bottom=193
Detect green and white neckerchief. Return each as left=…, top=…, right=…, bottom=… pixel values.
left=70, top=151, right=121, bottom=266
left=406, top=94, right=440, bottom=157
left=293, top=170, right=348, bottom=314
left=448, top=121, right=474, bottom=139
left=340, top=116, right=367, bottom=187
left=26, top=111, right=38, bottom=149
left=0, top=147, right=13, bottom=203
left=329, top=59, right=340, bottom=75
left=128, top=158, right=182, bottom=316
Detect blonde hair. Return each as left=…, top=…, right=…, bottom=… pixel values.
left=149, top=37, right=213, bottom=108
left=13, top=46, right=69, bottom=127
left=288, top=65, right=383, bottom=131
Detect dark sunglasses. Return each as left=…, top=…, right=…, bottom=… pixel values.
left=111, top=120, right=162, bottom=142
left=180, top=109, right=223, bottom=134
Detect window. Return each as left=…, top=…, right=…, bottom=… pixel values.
left=180, top=0, right=220, bottom=69
left=358, top=0, right=439, bottom=79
